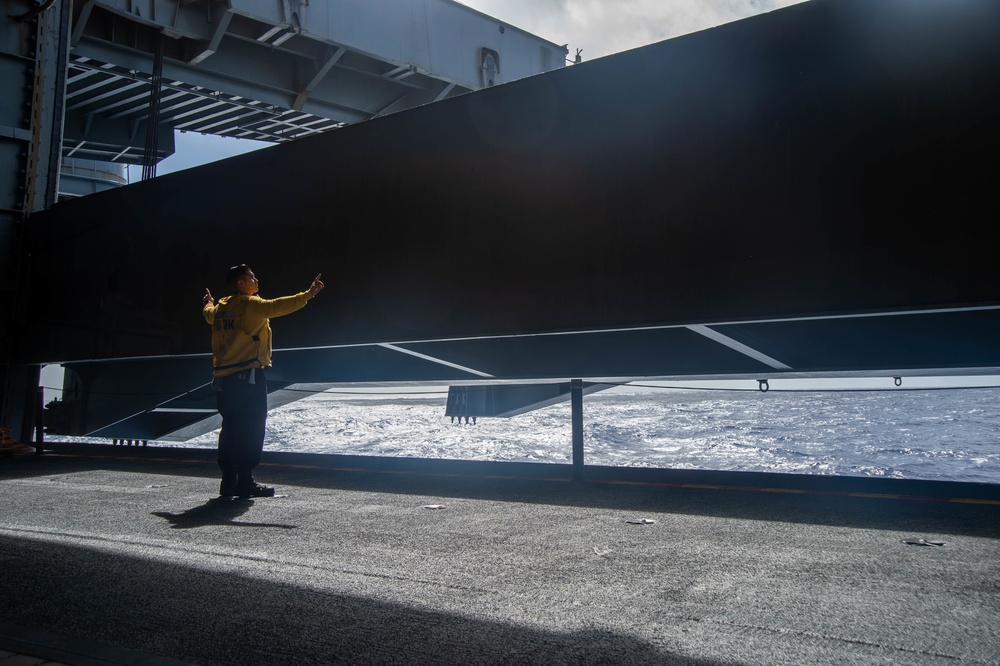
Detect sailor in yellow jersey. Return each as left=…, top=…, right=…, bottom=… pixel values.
left=203, top=264, right=324, bottom=498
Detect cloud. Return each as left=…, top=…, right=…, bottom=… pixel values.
left=460, top=0, right=808, bottom=59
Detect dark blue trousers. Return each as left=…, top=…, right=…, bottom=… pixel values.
left=215, top=368, right=268, bottom=477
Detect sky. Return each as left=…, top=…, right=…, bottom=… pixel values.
left=461, top=0, right=806, bottom=61
left=137, top=0, right=808, bottom=180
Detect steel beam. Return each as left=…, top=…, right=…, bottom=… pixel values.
left=292, top=46, right=346, bottom=111
left=1, top=0, right=71, bottom=438
left=187, top=9, right=234, bottom=65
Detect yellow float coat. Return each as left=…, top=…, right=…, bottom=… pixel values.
left=203, top=291, right=313, bottom=377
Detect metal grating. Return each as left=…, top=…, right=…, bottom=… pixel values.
left=59, top=0, right=567, bottom=170
left=65, top=55, right=346, bottom=164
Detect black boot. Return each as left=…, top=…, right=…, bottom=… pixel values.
left=219, top=471, right=238, bottom=497
left=235, top=473, right=275, bottom=498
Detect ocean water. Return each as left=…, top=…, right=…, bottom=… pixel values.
left=179, top=386, right=1000, bottom=484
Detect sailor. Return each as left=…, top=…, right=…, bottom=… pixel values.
left=202, top=265, right=324, bottom=498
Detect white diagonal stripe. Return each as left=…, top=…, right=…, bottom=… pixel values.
left=378, top=343, right=495, bottom=377
left=687, top=325, right=793, bottom=370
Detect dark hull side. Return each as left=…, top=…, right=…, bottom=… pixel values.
left=17, top=0, right=1000, bottom=434
left=24, top=0, right=1000, bottom=360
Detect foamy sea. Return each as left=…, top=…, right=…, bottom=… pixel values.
left=173, top=386, right=1000, bottom=484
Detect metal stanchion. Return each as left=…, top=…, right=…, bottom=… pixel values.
left=34, top=385, right=44, bottom=454
left=571, top=379, right=584, bottom=481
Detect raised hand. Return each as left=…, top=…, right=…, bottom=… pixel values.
left=309, top=273, right=324, bottom=296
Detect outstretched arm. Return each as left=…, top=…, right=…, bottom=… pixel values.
left=246, top=272, right=324, bottom=318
